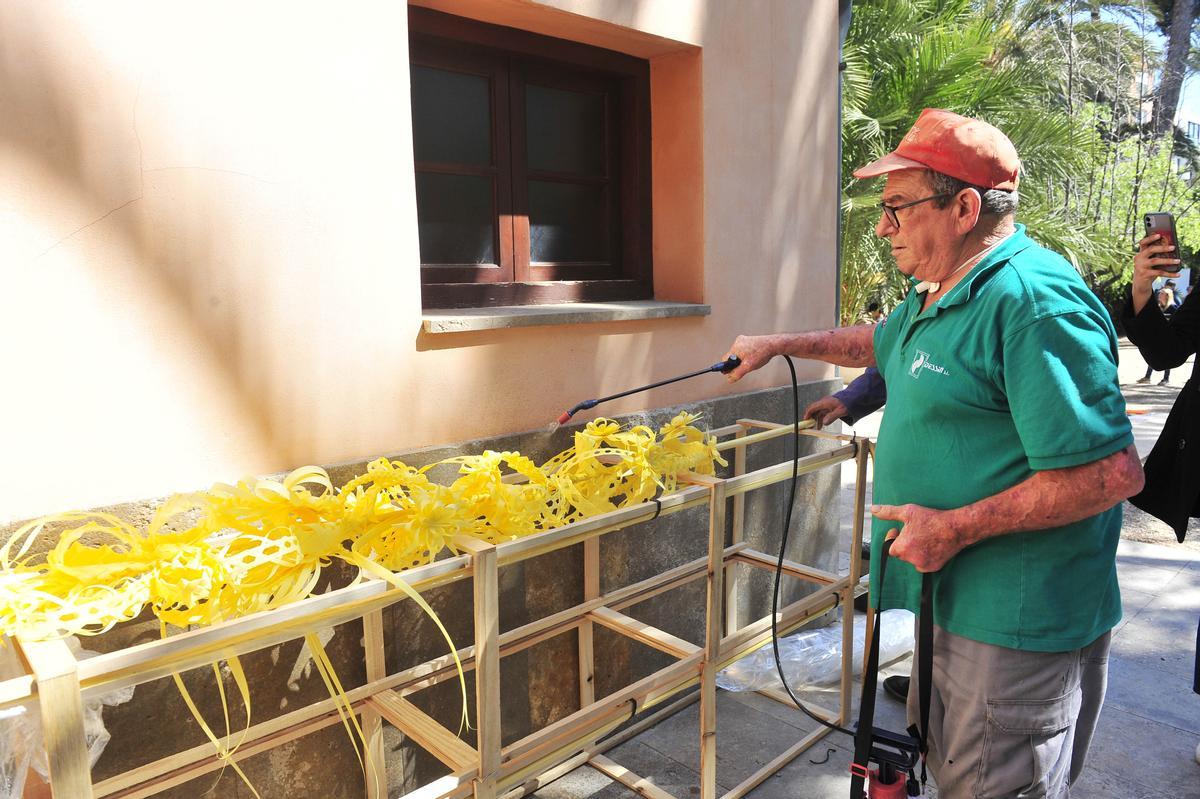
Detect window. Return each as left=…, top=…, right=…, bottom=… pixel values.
left=410, top=9, right=652, bottom=309
left=1189, top=121, right=1200, bottom=144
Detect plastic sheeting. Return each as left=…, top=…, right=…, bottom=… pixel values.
left=0, top=638, right=134, bottom=799
left=717, top=610, right=915, bottom=692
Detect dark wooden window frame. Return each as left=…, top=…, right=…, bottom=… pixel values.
left=411, top=8, right=652, bottom=309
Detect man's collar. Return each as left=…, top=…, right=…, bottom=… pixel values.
left=909, top=224, right=1033, bottom=312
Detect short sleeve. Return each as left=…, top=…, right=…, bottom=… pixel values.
left=1001, top=311, right=1133, bottom=470
left=872, top=307, right=898, bottom=374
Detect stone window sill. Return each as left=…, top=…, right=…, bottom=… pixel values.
left=422, top=300, right=710, bottom=334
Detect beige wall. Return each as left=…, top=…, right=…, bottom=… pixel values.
left=0, top=0, right=840, bottom=525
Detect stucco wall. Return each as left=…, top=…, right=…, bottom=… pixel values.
left=0, top=0, right=841, bottom=526
left=1, top=3, right=845, bottom=794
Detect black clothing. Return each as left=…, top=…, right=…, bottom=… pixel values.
left=1121, top=286, right=1200, bottom=542
left=1120, top=285, right=1200, bottom=697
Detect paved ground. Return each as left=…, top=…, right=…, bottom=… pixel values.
left=537, top=341, right=1199, bottom=799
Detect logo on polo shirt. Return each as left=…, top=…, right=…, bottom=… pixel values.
left=909, top=350, right=951, bottom=379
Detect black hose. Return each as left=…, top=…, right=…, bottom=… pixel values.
left=770, top=355, right=856, bottom=738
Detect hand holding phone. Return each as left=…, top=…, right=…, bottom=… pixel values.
left=1142, top=212, right=1182, bottom=274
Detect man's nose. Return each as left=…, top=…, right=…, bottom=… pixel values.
left=875, top=212, right=896, bottom=238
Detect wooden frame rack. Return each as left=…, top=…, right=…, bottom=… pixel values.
left=1, top=419, right=871, bottom=799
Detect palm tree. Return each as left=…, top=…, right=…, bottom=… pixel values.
left=1150, top=0, right=1198, bottom=136
left=839, top=0, right=1125, bottom=321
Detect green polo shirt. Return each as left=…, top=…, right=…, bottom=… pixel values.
left=870, top=224, right=1133, bottom=652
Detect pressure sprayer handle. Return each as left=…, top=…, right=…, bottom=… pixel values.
left=714, top=355, right=741, bottom=373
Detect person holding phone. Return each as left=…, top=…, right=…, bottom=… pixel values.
left=1121, top=226, right=1200, bottom=763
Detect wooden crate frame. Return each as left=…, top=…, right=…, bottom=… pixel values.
left=1, top=419, right=872, bottom=799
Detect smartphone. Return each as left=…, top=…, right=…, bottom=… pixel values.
left=1144, top=212, right=1182, bottom=273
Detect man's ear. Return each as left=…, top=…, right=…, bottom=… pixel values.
left=954, top=188, right=982, bottom=235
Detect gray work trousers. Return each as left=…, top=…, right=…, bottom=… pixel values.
left=906, top=624, right=1111, bottom=799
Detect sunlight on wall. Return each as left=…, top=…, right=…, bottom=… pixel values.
left=0, top=0, right=841, bottom=524
left=0, top=153, right=275, bottom=524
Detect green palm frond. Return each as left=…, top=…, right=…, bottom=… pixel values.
left=836, top=0, right=1179, bottom=317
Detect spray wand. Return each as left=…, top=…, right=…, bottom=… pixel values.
left=554, top=355, right=742, bottom=427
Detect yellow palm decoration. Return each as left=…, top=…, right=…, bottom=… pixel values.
left=1, top=413, right=724, bottom=642
left=0, top=413, right=725, bottom=795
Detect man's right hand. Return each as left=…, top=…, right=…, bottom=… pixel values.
left=803, top=396, right=849, bottom=429
left=723, top=335, right=779, bottom=382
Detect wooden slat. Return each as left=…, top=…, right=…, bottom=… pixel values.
left=727, top=424, right=749, bottom=633
left=734, top=416, right=867, bottom=444
left=499, top=655, right=701, bottom=773
left=714, top=419, right=816, bottom=451
left=498, top=716, right=629, bottom=793
left=105, top=709, right=346, bottom=799
left=588, top=754, right=677, bottom=799
left=719, top=724, right=834, bottom=799
left=497, top=487, right=709, bottom=564
left=60, top=557, right=470, bottom=709
left=699, top=480, right=726, bottom=799
left=678, top=471, right=721, bottom=487
left=497, top=692, right=698, bottom=799
left=454, top=536, right=502, bottom=799
left=754, top=688, right=838, bottom=721
left=0, top=672, right=34, bottom=709
left=579, top=537, right=599, bottom=707
left=706, top=423, right=746, bottom=439
left=369, top=690, right=476, bottom=771
left=845, top=442, right=871, bottom=724
left=20, top=638, right=93, bottom=799
left=717, top=578, right=851, bottom=669
left=396, top=772, right=475, bottom=799
left=720, top=444, right=857, bottom=497
left=362, top=610, right=388, bottom=799
left=731, top=547, right=839, bottom=585
left=587, top=608, right=700, bottom=659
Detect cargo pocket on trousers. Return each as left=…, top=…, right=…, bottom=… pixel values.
left=976, top=691, right=1080, bottom=798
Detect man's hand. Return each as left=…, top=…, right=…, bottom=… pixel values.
left=872, top=503, right=965, bottom=573
left=871, top=445, right=1143, bottom=573
left=804, top=396, right=849, bottom=428
left=724, top=327, right=877, bottom=379
left=724, top=335, right=780, bottom=382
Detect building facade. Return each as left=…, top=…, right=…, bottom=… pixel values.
left=0, top=2, right=846, bottom=796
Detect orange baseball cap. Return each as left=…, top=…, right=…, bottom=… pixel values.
left=853, top=108, right=1020, bottom=190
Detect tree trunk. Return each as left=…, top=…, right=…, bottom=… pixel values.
left=1151, top=0, right=1198, bottom=135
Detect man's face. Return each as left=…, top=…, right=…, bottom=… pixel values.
left=875, top=170, right=964, bottom=280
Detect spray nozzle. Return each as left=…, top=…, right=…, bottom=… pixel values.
left=715, top=355, right=742, bottom=374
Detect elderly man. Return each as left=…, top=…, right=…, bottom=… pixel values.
left=726, top=109, right=1144, bottom=798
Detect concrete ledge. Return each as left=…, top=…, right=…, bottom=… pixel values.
left=422, top=300, right=711, bottom=333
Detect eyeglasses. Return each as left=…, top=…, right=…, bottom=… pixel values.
left=879, top=193, right=950, bottom=230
